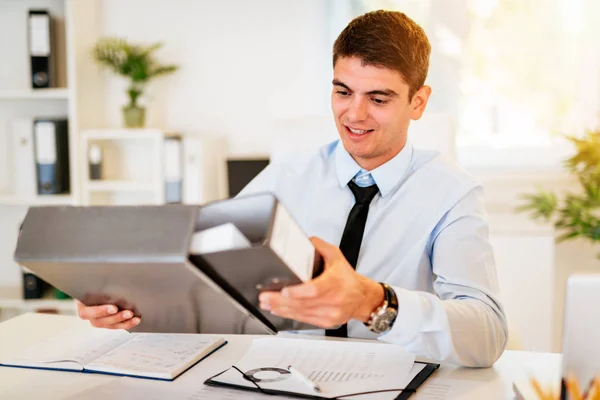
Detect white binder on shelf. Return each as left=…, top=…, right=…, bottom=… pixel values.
left=28, top=9, right=54, bottom=88
left=182, top=136, right=228, bottom=205
left=11, top=119, right=37, bottom=198
left=164, top=136, right=183, bottom=204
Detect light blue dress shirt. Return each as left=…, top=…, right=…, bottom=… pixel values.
left=240, top=140, right=508, bottom=367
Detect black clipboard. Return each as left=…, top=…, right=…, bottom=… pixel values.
left=204, top=361, right=440, bottom=399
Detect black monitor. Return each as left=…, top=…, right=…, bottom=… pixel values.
left=226, top=158, right=269, bottom=198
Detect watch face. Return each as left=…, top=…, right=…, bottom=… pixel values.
left=372, top=309, right=397, bottom=333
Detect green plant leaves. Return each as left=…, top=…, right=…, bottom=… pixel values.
left=518, top=130, right=600, bottom=253
left=92, top=37, right=178, bottom=107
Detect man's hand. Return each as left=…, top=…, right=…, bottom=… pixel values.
left=258, top=237, right=384, bottom=328
left=76, top=301, right=140, bottom=330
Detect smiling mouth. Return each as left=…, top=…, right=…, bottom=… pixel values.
left=344, top=125, right=374, bottom=136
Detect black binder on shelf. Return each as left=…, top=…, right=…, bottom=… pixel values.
left=22, top=270, right=50, bottom=299
left=33, top=118, right=70, bottom=195
left=28, top=9, right=54, bottom=88
left=205, top=361, right=440, bottom=400
left=13, top=193, right=323, bottom=334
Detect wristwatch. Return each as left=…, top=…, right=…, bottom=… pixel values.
left=365, top=283, right=399, bottom=334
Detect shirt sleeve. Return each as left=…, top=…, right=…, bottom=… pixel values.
left=378, top=186, right=508, bottom=367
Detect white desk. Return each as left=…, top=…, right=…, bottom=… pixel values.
left=0, top=313, right=562, bottom=399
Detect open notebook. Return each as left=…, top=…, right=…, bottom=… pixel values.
left=0, top=326, right=226, bottom=381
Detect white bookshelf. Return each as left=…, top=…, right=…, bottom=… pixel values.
left=0, top=88, right=70, bottom=100
left=85, top=181, right=158, bottom=192
left=0, top=286, right=76, bottom=321
left=0, top=0, right=228, bottom=318
left=0, top=0, right=104, bottom=317
left=0, top=194, right=74, bottom=206
left=80, top=129, right=166, bottom=206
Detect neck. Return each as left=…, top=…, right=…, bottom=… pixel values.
left=354, top=140, right=406, bottom=171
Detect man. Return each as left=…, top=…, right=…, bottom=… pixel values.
left=78, top=10, right=507, bottom=368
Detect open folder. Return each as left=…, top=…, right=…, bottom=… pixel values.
left=13, top=193, right=323, bottom=334
left=205, top=338, right=439, bottom=400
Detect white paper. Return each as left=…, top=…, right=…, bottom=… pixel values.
left=189, top=223, right=251, bottom=254
left=213, top=338, right=415, bottom=398
left=269, top=203, right=315, bottom=282
left=86, top=334, right=224, bottom=379
left=416, top=378, right=497, bottom=400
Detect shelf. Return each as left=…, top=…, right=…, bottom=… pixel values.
left=82, top=129, right=165, bottom=141
left=0, top=88, right=70, bottom=100
left=0, top=286, right=75, bottom=313
left=85, top=180, right=158, bottom=192
left=0, top=194, right=74, bottom=206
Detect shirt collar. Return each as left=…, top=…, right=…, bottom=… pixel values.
left=334, top=140, right=413, bottom=197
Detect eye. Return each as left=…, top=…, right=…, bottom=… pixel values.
left=372, top=98, right=388, bottom=105
left=336, top=90, right=349, bottom=96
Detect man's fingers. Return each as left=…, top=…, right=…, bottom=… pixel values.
left=89, top=310, right=137, bottom=328
left=310, top=236, right=341, bottom=262
left=77, top=303, right=119, bottom=320
left=106, top=317, right=141, bottom=330
left=282, top=271, right=336, bottom=299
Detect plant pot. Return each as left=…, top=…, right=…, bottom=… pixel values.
left=122, top=105, right=146, bottom=128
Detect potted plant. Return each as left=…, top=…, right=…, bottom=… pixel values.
left=519, top=130, right=600, bottom=253
left=93, top=37, right=178, bottom=128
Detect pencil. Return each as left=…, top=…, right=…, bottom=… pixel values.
left=587, top=378, right=600, bottom=400
left=566, top=374, right=583, bottom=400
left=530, top=377, right=549, bottom=400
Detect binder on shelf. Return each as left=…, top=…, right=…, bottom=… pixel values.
left=11, top=119, right=37, bottom=198
left=33, top=119, right=70, bottom=195
left=88, top=144, right=103, bottom=180
left=28, top=10, right=54, bottom=88
left=14, top=193, right=324, bottom=334
left=22, top=268, right=50, bottom=299
left=164, top=136, right=183, bottom=203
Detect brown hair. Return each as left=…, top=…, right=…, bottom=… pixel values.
left=333, top=10, right=431, bottom=99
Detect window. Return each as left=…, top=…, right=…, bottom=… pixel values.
left=331, top=0, right=600, bottom=167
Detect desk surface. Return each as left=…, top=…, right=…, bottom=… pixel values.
left=0, top=313, right=562, bottom=400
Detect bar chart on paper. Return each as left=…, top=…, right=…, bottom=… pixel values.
left=308, top=370, right=386, bottom=383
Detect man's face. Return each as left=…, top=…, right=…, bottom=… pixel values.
left=331, top=57, right=430, bottom=170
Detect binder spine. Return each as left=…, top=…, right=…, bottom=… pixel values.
left=28, top=10, right=54, bottom=88
left=34, top=119, right=69, bottom=195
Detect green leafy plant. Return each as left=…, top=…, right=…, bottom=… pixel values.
left=93, top=37, right=178, bottom=109
left=518, top=130, right=600, bottom=249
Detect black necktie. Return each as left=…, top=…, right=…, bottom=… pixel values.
left=326, top=180, right=379, bottom=338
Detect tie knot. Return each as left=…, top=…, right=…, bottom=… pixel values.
left=348, top=180, right=379, bottom=205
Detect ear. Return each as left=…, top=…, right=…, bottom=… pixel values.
left=409, top=85, right=432, bottom=121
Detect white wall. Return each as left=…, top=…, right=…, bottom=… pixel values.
left=97, top=0, right=332, bottom=156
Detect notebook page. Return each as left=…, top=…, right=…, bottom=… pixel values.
left=2, top=327, right=131, bottom=370
left=212, top=338, right=415, bottom=398
left=84, top=334, right=225, bottom=379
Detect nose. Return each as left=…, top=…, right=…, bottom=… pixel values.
left=347, top=96, right=368, bottom=122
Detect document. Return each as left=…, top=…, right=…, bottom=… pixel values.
left=208, top=337, right=416, bottom=398
left=269, top=202, right=315, bottom=282
left=0, top=326, right=225, bottom=380
left=189, top=223, right=251, bottom=254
